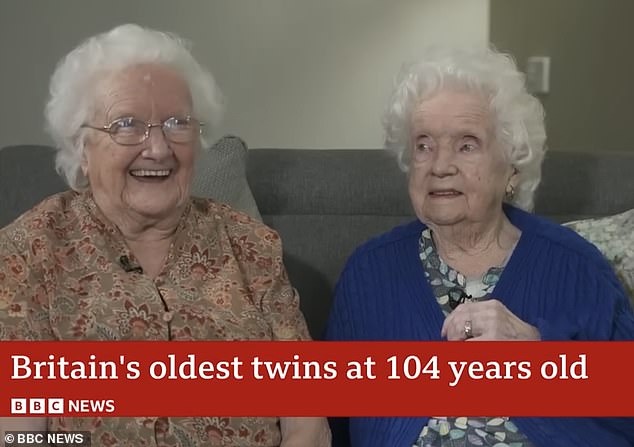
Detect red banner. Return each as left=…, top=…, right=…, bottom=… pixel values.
left=0, top=341, right=631, bottom=417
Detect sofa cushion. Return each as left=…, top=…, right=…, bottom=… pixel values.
left=0, top=144, right=68, bottom=228
left=535, top=151, right=634, bottom=222
left=191, top=135, right=261, bottom=220
left=564, top=209, right=634, bottom=306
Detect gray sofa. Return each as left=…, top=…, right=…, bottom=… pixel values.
left=2, top=143, right=634, bottom=338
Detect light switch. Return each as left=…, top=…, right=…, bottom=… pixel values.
left=526, top=56, right=550, bottom=94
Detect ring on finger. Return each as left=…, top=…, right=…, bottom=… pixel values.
left=464, top=320, right=473, bottom=339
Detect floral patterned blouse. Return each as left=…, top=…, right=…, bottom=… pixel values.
left=413, top=228, right=534, bottom=447
left=0, top=191, right=311, bottom=446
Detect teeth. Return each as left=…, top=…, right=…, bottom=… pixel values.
left=431, top=191, right=460, bottom=196
left=130, top=169, right=171, bottom=177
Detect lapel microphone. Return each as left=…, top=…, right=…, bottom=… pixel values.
left=119, top=255, right=144, bottom=274
left=449, top=287, right=473, bottom=310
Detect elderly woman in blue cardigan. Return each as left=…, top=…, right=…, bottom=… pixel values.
left=325, top=47, right=634, bottom=447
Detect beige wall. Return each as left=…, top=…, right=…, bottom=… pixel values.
left=490, top=0, right=634, bottom=152
left=0, top=0, right=489, bottom=150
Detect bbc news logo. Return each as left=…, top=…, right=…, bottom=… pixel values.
left=4, top=431, right=90, bottom=446
left=11, top=398, right=115, bottom=414
left=11, top=398, right=63, bottom=414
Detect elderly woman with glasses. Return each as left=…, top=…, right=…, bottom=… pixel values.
left=0, top=24, right=330, bottom=446
left=325, top=47, right=634, bottom=447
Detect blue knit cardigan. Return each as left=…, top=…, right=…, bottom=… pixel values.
left=325, top=206, right=634, bottom=447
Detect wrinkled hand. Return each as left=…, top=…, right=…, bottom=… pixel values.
left=280, top=416, right=331, bottom=447
left=441, top=299, right=541, bottom=341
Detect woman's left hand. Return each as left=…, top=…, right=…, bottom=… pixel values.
left=441, top=299, right=541, bottom=341
left=280, top=416, right=331, bottom=447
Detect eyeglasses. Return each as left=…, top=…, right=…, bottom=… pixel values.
left=81, top=116, right=204, bottom=146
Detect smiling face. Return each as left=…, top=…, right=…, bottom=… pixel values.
left=81, top=63, right=197, bottom=226
left=408, top=89, right=516, bottom=228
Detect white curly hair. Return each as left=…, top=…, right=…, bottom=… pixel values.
left=383, top=46, right=547, bottom=211
left=45, top=23, right=223, bottom=190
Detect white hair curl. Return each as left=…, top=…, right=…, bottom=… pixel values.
left=45, top=23, right=223, bottom=190
left=383, top=46, right=546, bottom=211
